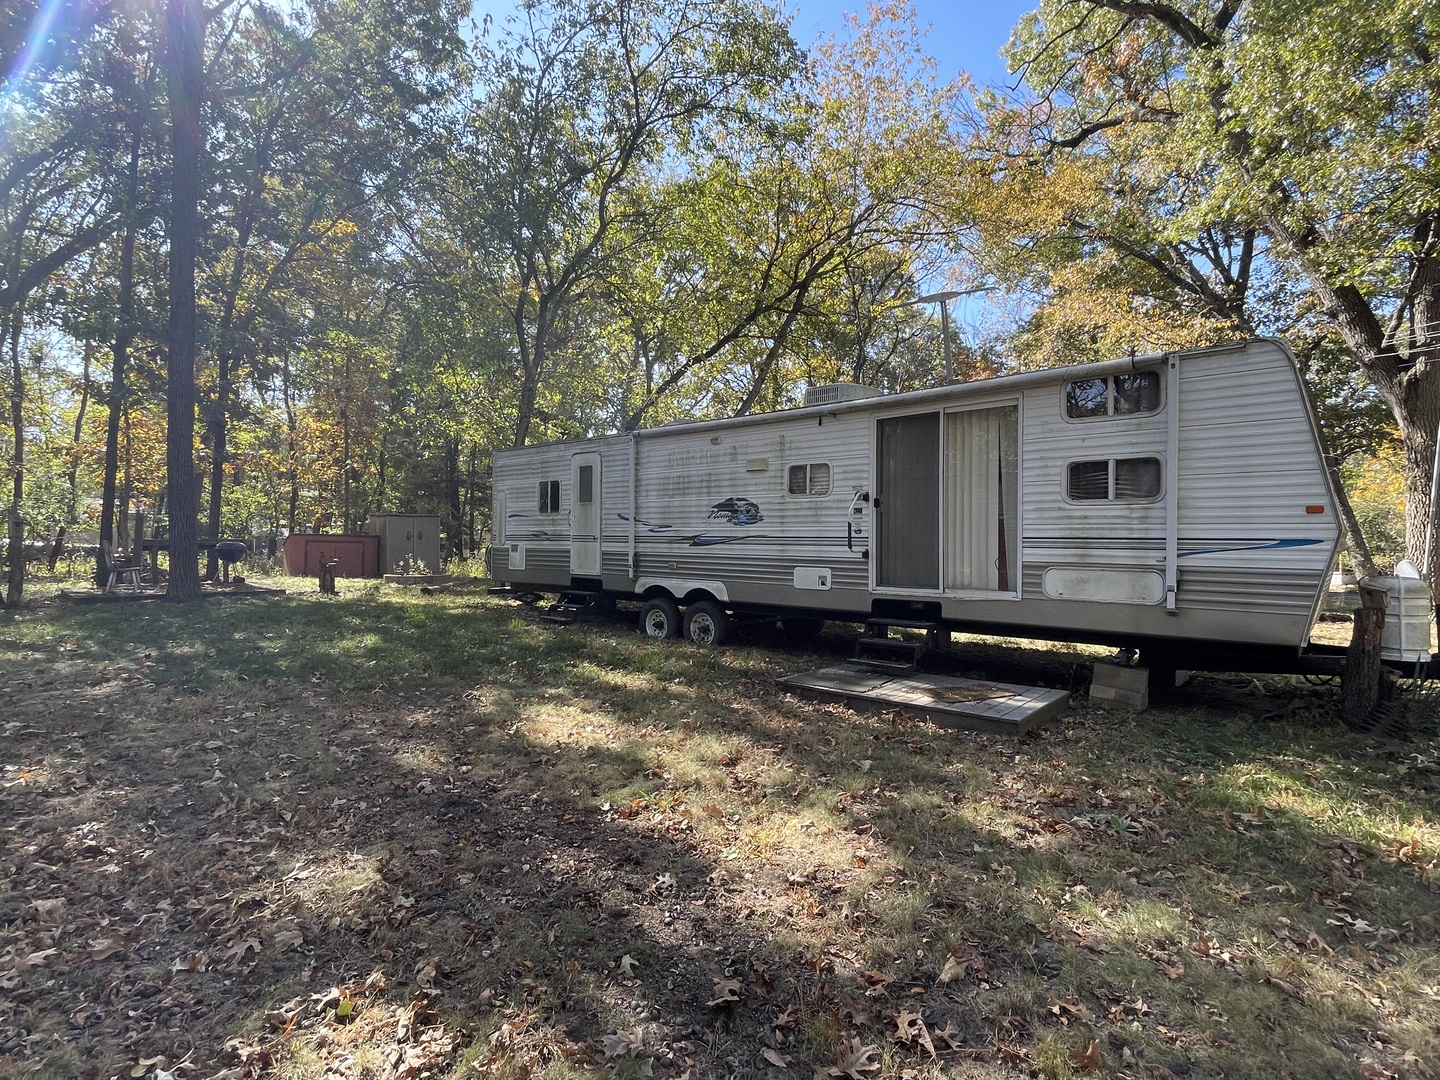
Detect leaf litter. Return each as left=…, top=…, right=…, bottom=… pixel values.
left=2, top=590, right=1439, bottom=1080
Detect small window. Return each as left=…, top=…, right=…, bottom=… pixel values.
left=1114, top=373, right=1160, bottom=414
left=1067, top=460, right=1110, bottom=501
left=578, top=464, right=594, bottom=504
left=1067, top=457, right=1163, bottom=502
left=1065, top=378, right=1109, bottom=418
left=538, top=479, right=561, bottom=513
left=1115, top=458, right=1161, bottom=499
left=787, top=463, right=831, bottom=496
left=1065, top=371, right=1161, bottom=419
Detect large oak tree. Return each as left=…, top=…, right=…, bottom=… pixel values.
left=1004, top=0, right=1440, bottom=577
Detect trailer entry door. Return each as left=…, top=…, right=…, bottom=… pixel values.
left=876, top=412, right=940, bottom=589
left=571, top=451, right=601, bottom=577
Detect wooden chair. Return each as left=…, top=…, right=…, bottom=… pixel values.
left=101, top=539, right=144, bottom=593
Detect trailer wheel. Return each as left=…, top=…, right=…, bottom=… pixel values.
left=684, top=600, right=731, bottom=646
left=639, top=596, right=682, bottom=639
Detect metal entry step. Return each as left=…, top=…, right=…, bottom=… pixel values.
left=854, top=636, right=926, bottom=672
left=540, top=590, right=603, bottom=625
left=853, top=617, right=944, bottom=673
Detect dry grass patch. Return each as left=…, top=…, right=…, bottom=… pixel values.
left=2, top=580, right=1438, bottom=1080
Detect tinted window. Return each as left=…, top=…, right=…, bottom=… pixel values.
left=1066, top=378, right=1108, bottom=418
left=1066, top=371, right=1161, bottom=418
left=1114, top=372, right=1161, bottom=415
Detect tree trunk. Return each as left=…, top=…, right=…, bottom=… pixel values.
left=7, top=303, right=26, bottom=606
left=282, top=350, right=299, bottom=533
left=1341, top=585, right=1389, bottom=729
left=466, top=443, right=478, bottom=559
left=162, top=0, right=205, bottom=602
left=445, top=437, right=462, bottom=562
left=203, top=347, right=233, bottom=578
left=99, top=175, right=139, bottom=586
left=68, top=341, right=92, bottom=522
left=1398, top=370, right=1440, bottom=581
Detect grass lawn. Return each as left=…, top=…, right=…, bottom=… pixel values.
left=1, top=571, right=1437, bottom=1080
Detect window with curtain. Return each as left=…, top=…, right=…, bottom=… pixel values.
left=1066, top=457, right=1162, bottom=502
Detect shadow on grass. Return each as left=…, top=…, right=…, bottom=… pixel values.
left=2, top=587, right=1438, bottom=1079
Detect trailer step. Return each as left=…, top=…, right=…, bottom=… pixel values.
left=540, top=590, right=603, bottom=625
left=864, top=617, right=940, bottom=633
left=853, top=636, right=927, bottom=673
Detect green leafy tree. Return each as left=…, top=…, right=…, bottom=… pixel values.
left=1005, top=0, right=1440, bottom=576
left=447, top=0, right=802, bottom=447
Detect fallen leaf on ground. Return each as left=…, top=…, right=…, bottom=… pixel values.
left=708, top=977, right=743, bottom=1006
left=891, top=1008, right=936, bottom=1058
left=89, top=936, right=127, bottom=961
left=824, top=1038, right=881, bottom=1078
left=934, top=1020, right=963, bottom=1050
left=271, top=928, right=304, bottom=951
left=1070, top=1040, right=1103, bottom=1072
left=937, top=951, right=986, bottom=985
left=225, top=936, right=262, bottom=965
left=1046, top=994, right=1093, bottom=1024
left=601, top=1027, right=645, bottom=1058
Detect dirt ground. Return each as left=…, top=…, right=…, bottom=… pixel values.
left=4, top=586, right=1437, bottom=1080
left=3, top=593, right=1025, bottom=1080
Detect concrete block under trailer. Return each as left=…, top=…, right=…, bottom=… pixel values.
left=487, top=339, right=1426, bottom=676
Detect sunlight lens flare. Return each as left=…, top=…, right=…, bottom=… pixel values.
left=3, top=0, right=71, bottom=104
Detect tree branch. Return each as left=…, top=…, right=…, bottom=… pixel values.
left=1087, top=0, right=1218, bottom=49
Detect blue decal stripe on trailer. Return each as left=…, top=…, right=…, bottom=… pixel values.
left=1178, top=539, right=1324, bottom=558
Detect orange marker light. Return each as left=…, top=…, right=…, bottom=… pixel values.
left=1305, top=505, right=1326, bottom=514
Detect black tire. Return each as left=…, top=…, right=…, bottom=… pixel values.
left=779, top=616, right=825, bottom=642
left=684, top=600, right=731, bottom=646
left=639, top=596, right=682, bottom=639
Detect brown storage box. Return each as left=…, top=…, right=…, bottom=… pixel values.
left=282, top=534, right=380, bottom=578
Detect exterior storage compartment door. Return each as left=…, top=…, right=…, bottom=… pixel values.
left=875, top=412, right=939, bottom=589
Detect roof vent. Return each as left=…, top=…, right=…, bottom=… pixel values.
left=803, top=383, right=882, bottom=408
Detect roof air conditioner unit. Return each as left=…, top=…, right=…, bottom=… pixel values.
left=803, top=383, right=882, bottom=408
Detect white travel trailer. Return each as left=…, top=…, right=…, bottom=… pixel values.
left=487, top=338, right=1392, bottom=675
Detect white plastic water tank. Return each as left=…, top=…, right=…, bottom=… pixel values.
left=1362, top=563, right=1435, bottom=664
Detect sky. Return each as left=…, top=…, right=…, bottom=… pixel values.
left=789, top=0, right=1037, bottom=88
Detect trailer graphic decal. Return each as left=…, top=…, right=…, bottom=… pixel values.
left=706, top=497, right=764, bottom=525
left=617, top=514, right=678, bottom=534
left=1178, top=538, right=1325, bottom=558
left=619, top=501, right=770, bottom=544
left=687, top=533, right=773, bottom=547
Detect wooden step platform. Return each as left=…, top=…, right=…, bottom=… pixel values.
left=777, top=662, right=1069, bottom=736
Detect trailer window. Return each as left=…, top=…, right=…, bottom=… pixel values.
left=787, top=463, right=832, bottom=496
left=1067, top=457, right=1162, bottom=502
left=1065, top=371, right=1160, bottom=419
left=577, top=464, right=594, bottom=503
left=538, top=479, right=561, bottom=514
